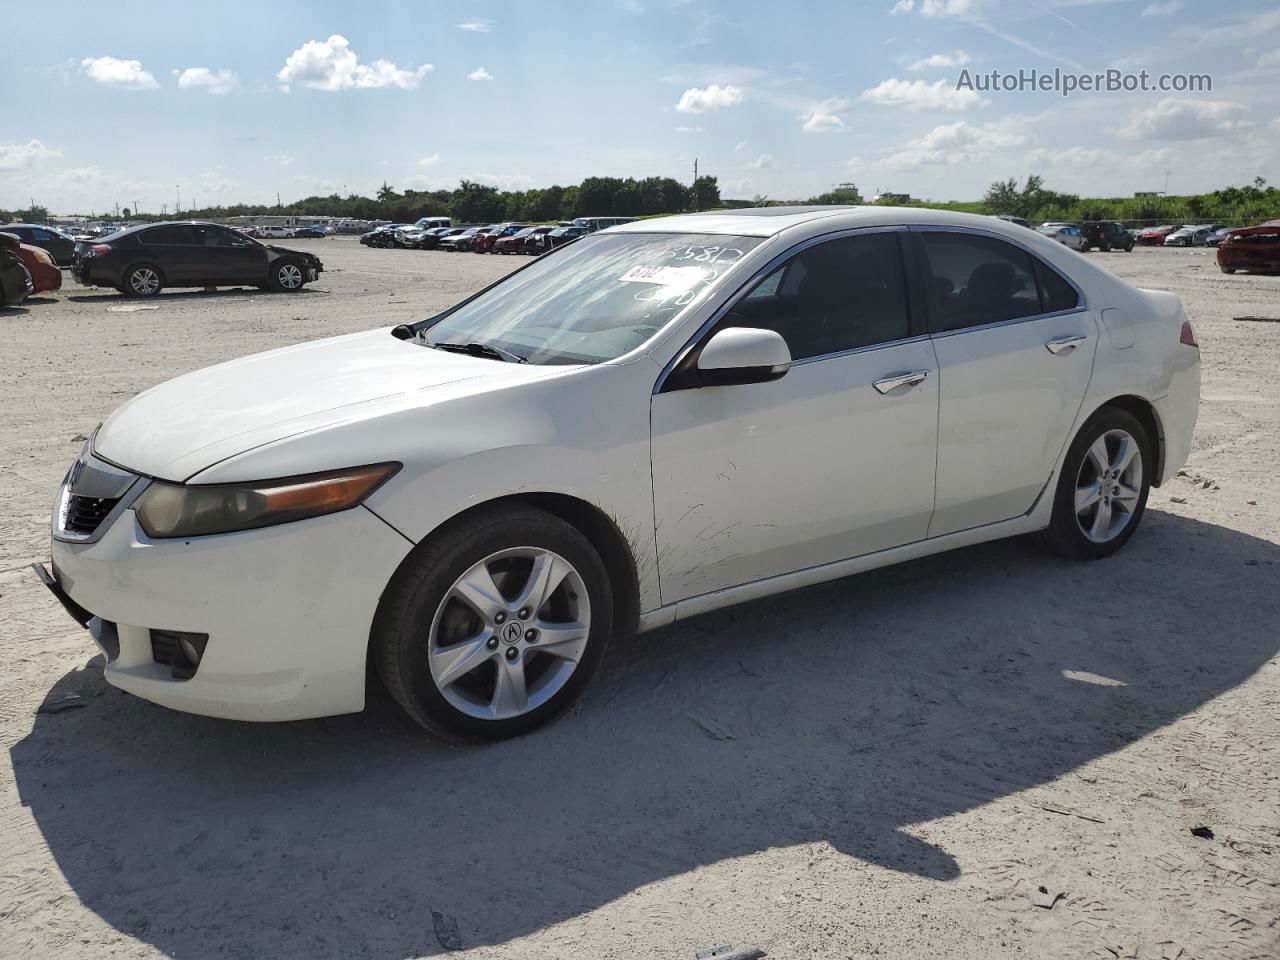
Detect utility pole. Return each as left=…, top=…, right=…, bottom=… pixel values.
left=176, top=184, right=181, bottom=215
left=1164, top=170, right=1170, bottom=195
left=692, top=158, right=699, bottom=210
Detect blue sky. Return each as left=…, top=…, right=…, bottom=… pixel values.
left=3, top=0, right=1279, bottom=214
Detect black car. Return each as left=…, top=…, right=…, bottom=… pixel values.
left=72, top=221, right=324, bottom=297
left=0, top=223, right=77, bottom=266
left=415, top=226, right=456, bottom=250
left=530, top=224, right=587, bottom=254
left=1080, top=221, right=1134, bottom=252
left=292, top=226, right=327, bottom=239
left=360, top=224, right=408, bottom=248
left=1, top=248, right=33, bottom=306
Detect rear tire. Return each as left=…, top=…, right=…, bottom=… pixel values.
left=374, top=504, right=614, bottom=741
left=1039, top=407, right=1152, bottom=561
left=122, top=263, right=162, bottom=297
left=1220, top=266, right=1236, bottom=274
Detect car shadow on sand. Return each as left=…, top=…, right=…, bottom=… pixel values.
left=12, top=511, right=1280, bottom=957
left=65, top=287, right=329, bottom=304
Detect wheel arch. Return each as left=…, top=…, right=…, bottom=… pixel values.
left=1087, top=394, right=1165, bottom=487
left=370, top=492, right=642, bottom=660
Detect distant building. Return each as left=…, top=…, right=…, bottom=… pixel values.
left=873, top=192, right=912, bottom=204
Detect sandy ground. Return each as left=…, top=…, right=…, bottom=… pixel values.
left=1, top=239, right=1278, bottom=960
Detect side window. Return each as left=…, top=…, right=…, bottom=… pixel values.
left=1033, top=258, right=1080, bottom=314
left=920, top=232, right=1041, bottom=333
left=142, top=225, right=197, bottom=245
left=727, top=233, right=910, bottom=361
left=203, top=226, right=254, bottom=247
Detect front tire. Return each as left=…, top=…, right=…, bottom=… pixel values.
left=374, top=504, right=614, bottom=740
left=1039, top=407, right=1152, bottom=560
left=272, top=260, right=306, bottom=292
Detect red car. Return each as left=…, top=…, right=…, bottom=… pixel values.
left=473, top=223, right=529, bottom=253
left=492, top=226, right=541, bottom=254
left=1217, top=224, right=1280, bottom=274
left=0, top=231, right=61, bottom=293
left=1136, top=224, right=1178, bottom=246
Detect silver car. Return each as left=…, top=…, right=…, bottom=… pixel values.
left=1037, top=223, right=1087, bottom=251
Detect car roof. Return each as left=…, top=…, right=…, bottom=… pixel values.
left=607, top=205, right=1060, bottom=239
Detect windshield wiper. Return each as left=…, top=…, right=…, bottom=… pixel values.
left=427, top=340, right=528, bottom=363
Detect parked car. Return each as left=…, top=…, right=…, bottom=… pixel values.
left=360, top=224, right=409, bottom=248
left=71, top=221, right=323, bottom=297
left=1206, top=227, right=1234, bottom=247
left=1036, top=223, right=1087, bottom=251
left=256, top=225, right=297, bottom=240
left=571, top=216, right=636, bottom=233
left=448, top=227, right=488, bottom=252
left=1163, top=225, right=1218, bottom=247
left=532, top=224, right=588, bottom=253
left=1137, top=225, right=1179, bottom=246
left=414, top=227, right=457, bottom=250
left=35, top=207, right=1200, bottom=740
left=993, top=215, right=1032, bottom=229
left=1216, top=224, right=1280, bottom=274
left=493, top=227, right=541, bottom=254
left=292, top=227, right=327, bottom=239
left=0, top=248, right=32, bottom=306
left=0, top=231, right=62, bottom=293
left=474, top=223, right=530, bottom=253
left=1080, top=221, right=1134, bottom=252
left=517, top=226, right=557, bottom=253
left=0, top=223, right=77, bottom=266
left=411, top=216, right=452, bottom=231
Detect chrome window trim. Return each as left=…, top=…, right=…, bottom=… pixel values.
left=907, top=224, right=1090, bottom=337
left=652, top=224, right=914, bottom=394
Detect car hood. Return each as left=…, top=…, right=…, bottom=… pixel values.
left=263, top=243, right=316, bottom=259
left=94, top=329, right=559, bottom=482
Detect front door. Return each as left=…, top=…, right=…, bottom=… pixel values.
left=914, top=230, right=1098, bottom=537
left=198, top=225, right=267, bottom=284
left=651, top=230, right=940, bottom=604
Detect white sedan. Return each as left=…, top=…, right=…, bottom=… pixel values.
left=1036, top=222, right=1088, bottom=251
left=38, top=207, right=1200, bottom=740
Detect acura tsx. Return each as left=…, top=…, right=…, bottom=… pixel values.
left=36, top=206, right=1200, bottom=740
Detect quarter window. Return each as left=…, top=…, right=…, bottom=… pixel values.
left=1034, top=259, right=1080, bottom=313
left=727, top=233, right=911, bottom=361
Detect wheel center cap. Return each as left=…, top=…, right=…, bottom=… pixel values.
left=500, top=620, right=524, bottom=645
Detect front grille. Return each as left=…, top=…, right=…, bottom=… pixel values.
left=64, top=495, right=120, bottom=535
left=150, top=630, right=179, bottom=666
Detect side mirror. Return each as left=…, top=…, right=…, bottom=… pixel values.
left=696, top=327, right=791, bottom=386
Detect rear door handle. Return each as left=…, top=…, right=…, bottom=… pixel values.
left=873, top=370, right=929, bottom=394
left=1046, top=334, right=1088, bottom=355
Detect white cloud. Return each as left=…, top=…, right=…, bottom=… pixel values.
left=859, top=77, right=986, bottom=111
left=721, top=178, right=752, bottom=194
left=747, top=153, right=774, bottom=169
left=800, top=97, right=849, bottom=132
left=456, top=19, right=494, bottom=32
left=0, top=140, right=63, bottom=171
left=880, top=119, right=1026, bottom=167
left=276, top=35, right=432, bottom=91
left=734, top=139, right=747, bottom=151
left=474, top=173, right=536, bottom=190
left=890, top=0, right=914, bottom=12
left=174, top=67, right=239, bottom=94
left=908, top=50, right=971, bottom=70
left=1120, top=97, right=1251, bottom=140
left=80, top=56, right=159, bottom=90
left=1141, top=1, right=1182, bottom=15
left=675, top=83, right=744, bottom=113
left=919, top=0, right=985, bottom=16
left=675, top=125, right=704, bottom=132
left=418, top=152, right=441, bottom=167
left=264, top=153, right=296, bottom=166
left=467, top=66, right=493, bottom=81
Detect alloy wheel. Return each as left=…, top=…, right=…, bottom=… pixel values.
left=1075, top=428, right=1143, bottom=543
left=278, top=263, right=304, bottom=289
left=428, top=547, right=591, bottom=720
left=130, top=267, right=160, bottom=296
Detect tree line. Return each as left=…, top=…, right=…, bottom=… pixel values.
left=980, top=175, right=1280, bottom=225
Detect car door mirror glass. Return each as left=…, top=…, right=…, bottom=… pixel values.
left=696, top=327, right=791, bottom=386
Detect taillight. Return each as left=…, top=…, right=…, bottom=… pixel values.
left=89, top=243, right=112, bottom=257
left=1180, top=320, right=1198, bottom=349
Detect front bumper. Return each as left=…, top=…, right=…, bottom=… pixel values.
left=46, top=503, right=412, bottom=722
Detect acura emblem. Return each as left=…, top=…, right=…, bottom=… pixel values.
left=501, top=620, right=524, bottom=644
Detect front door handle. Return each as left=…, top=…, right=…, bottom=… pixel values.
left=873, top=370, right=929, bottom=394
left=1046, top=334, right=1088, bottom=355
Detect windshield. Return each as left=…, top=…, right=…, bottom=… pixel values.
left=423, top=232, right=762, bottom=365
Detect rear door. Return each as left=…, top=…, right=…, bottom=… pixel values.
left=137, top=225, right=204, bottom=285
left=916, top=229, right=1098, bottom=537
left=199, top=225, right=267, bottom=283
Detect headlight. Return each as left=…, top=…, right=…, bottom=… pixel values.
left=33, top=248, right=54, bottom=265
left=135, top=463, right=400, bottom=538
